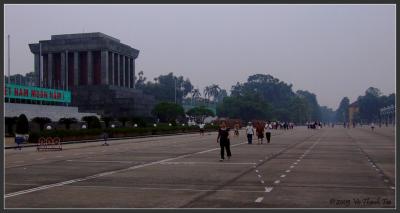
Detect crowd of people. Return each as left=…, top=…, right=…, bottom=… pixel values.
left=202, top=119, right=388, bottom=162
left=215, top=120, right=295, bottom=161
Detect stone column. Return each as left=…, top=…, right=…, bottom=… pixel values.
left=34, top=54, right=40, bottom=87
left=127, top=57, right=131, bottom=88
left=121, top=55, right=125, bottom=87
left=110, top=52, right=114, bottom=85
left=101, top=50, right=109, bottom=85
left=116, top=54, right=120, bottom=86
left=66, top=51, right=69, bottom=90
left=61, top=52, right=66, bottom=89
left=131, top=58, right=135, bottom=88
left=73, top=52, right=79, bottom=86
left=87, top=51, right=93, bottom=85
left=48, top=53, right=53, bottom=88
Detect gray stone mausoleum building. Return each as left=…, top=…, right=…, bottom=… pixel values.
left=29, top=32, right=155, bottom=117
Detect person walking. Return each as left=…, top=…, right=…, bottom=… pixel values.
left=255, top=122, right=265, bottom=144
left=371, top=122, right=375, bottom=131
left=234, top=123, right=240, bottom=136
left=199, top=123, right=205, bottom=136
left=217, top=121, right=231, bottom=161
left=102, top=131, right=109, bottom=146
left=245, top=122, right=254, bottom=144
left=265, top=121, right=273, bottom=144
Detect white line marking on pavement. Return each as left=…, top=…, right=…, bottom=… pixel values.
left=286, top=170, right=291, bottom=173
left=260, top=180, right=264, bottom=184
left=255, top=170, right=259, bottom=173
left=6, top=183, right=40, bottom=186
left=160, top=162, right=255, bottom=165
left=5, top=142, right=246, bottom=198
left=257, top=175, right=262, bottom=178
left=274, top=180, right=280, bottom=184
left=71, top=185, right=267, bottom=193
left=265, top=186, right=273, bottom=192
left=255, top=197, right=264, bottom=203
left=280, top=175, right=286, bottom=178
left=66, top=160, right=133, bottom=164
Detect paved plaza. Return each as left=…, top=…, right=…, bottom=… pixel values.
left=4, top=126, right=396, bottom=208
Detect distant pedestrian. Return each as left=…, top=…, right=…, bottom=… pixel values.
left=246, top=122, right=254, bottom=144
left=371, top=122, right=375, bottom=131
left=265, top=121, right=273, bottom=144
left=102, top=131, right=109, bottom=146
left=234, top=123, right=240, bottom=136
left=199, top=123, right=205, bottom=136
left=255, top=122, right=264, bottom=144
left=217, top=121, right=231, bottom=161
left=14, top=135, right=24, bottom=150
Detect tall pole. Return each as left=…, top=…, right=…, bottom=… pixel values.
left=39, top=42, right=42, bottom=87
left=8, top=34, right=10, bottom=84
left=174, top=78, right=177, bottom=104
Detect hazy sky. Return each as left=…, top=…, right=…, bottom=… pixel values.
left=4, top=4, right=396, bottom=109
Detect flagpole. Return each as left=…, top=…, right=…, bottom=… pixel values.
left=8, top=34, right=10, bottom=84
left=39, top=42, right=42, bottom=87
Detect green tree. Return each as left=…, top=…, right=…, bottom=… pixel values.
left=296, top=90, right=321, bottom=121
left=152, top=102, right=185, bottom=123
left=357, top=87, right=383, bottom=123
left=101, top=116, right=113, bottom=128
left=130, top=117, right=147, bottom=127
left=288, top=96, right=309, bottom=124
left=216, top=89, right=228, bottom=103
left=135, top=70, right=147, bottom=89
left=336, top=97, right=350, bottom=123
left=32, top=117, right=52, bottom=131
left=217, top=94, right=271, bottom=121
left=58, top=117, right=78, bottom=130
left=5, top=117, right=18, bottom=136
left=320, top=106, right=335, bottom=123
left=118, top=117, right=129, bottom=127
left=16, top=114, right=29, bottom=134
left=187, top=106, right=215, bottom=122
left=204, top=84, right=221, bottom=102
left=82, top=116, right=101, bottom=129
left=141, top=73, right=193, bottom=103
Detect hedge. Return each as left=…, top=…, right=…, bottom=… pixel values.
left=28, top=123, right=219, bottom=143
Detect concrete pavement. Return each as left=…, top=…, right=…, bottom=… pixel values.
left=4, top=127, right=396, bottom=208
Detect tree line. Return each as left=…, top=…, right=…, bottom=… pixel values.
left=336, top=87, right=395, bottom=124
